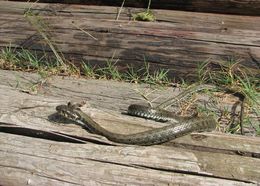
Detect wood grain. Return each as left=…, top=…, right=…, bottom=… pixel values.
left=0, top=69, right=259, bottom=185
left=6, top=0, right=260, bottom=16
left=0, top=133, right=257, bottom=186
left=0, top=1, right=259, bottom=81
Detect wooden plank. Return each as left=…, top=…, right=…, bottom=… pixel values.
left=0, top=69, right=259, bottom=184
left=0, top=133, right=256, bottom=186
left=6, top=0, right=260, bottom=16
left=0, top=1, right=259, bottom=80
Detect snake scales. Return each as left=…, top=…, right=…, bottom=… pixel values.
left=56, top=103, right=216, bottom=145
left=56, top=84, right=218, bottom=145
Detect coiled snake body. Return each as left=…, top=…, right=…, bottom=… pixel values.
left=56, top=101, right=217, bottom=145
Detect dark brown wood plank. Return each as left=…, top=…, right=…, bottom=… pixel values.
left=6, top=0, right=260, bottom=16
left=0, top=1, right=259, bottom=81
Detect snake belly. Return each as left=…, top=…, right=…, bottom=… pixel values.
left=56, top=104, right=216, bottom=146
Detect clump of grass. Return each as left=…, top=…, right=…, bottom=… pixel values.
left=123, top=57, right=170, bottom=85
left=197, top=59, right=260, bottom=135
left=0, top=46, right=79, bottom=77
left=82, top=62, right=96, bottom=78
left=0, top=45, right=19, bottom=70
left=96, top=57, right=122, bottom=80
left=0, top=45, right=171, bottom=86
left=124, top=64, right=141, bottom=83
left=132, top=11, right=155, bottom=22
left=132, top=0, right=156, bottom=22
left=0, top=46, right=45, bottom=71
left=198, top=59, right=259, bottom=105
left=140, top=60, right=169, bottom=85
left=81, top=55, right=170, bottom=85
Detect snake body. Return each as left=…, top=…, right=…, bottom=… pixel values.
left=56, top=102, right=216, bottom=145
left=127, top=104, right=196, bottom=123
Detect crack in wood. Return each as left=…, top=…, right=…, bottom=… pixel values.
left=134, top=164, right=258, bottom=184
left=1, top=122, right=259, bottom=160
left=0, top=122, right=117, bottom=146
left=0, top=124, right=86, bottom=144
left=167, top=142, right=260, bottom=159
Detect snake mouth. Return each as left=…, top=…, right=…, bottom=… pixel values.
left=56, top=105, right=78, bottom=120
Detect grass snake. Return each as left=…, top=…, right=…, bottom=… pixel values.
left=56, top=99, right=217, bottom=145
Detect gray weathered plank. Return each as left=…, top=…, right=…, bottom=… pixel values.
left=0, top=70, right=260, bottom=185
left=0, top=133, right=257, bottom=186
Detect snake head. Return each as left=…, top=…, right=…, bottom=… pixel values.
left=56, top=101, right=85, bottom=120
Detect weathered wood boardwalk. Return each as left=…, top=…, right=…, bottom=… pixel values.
left=0, top=1, right=260, bottom=80
left=0, top=70, right=259, bottom=185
